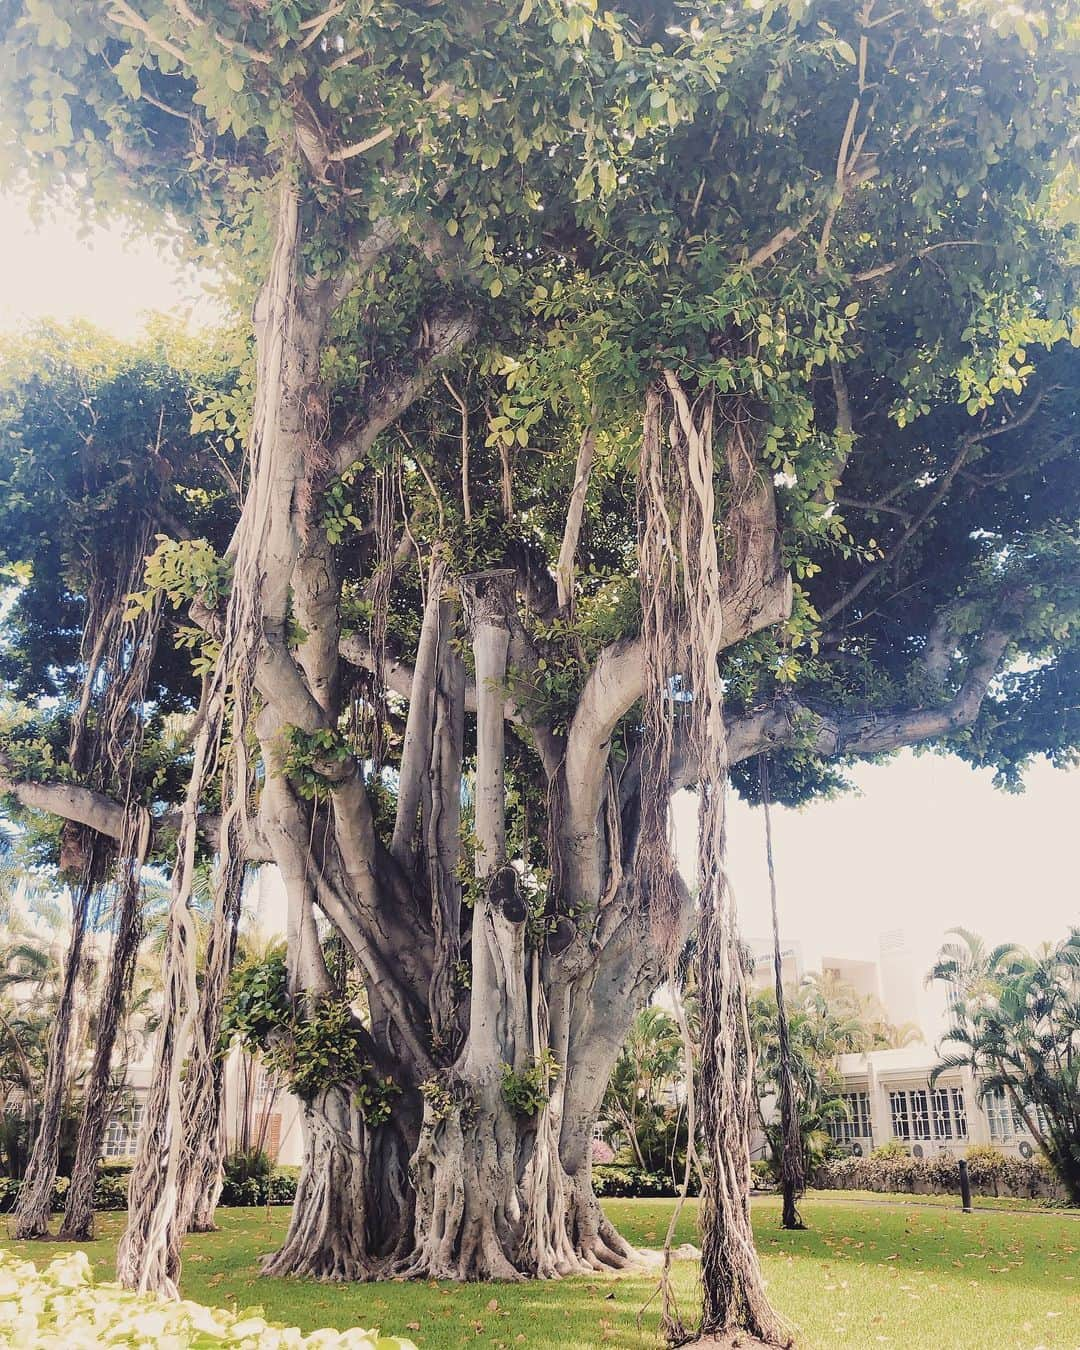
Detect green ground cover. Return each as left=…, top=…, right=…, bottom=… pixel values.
left=3, top=1197, right=1077, bottom=1349
left=802, top=1187, right=1080, bottom=1215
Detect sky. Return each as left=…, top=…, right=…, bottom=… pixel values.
left=0, top=192, right=220, bottom=339
left=674, top=751, right=1080, bottom=1036
left=3, top=188, right=1078, bottom=1036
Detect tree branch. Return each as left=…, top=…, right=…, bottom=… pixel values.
left=164, top=0, right=272, bottom=62
left=555, top=422, right=597, bottom=612
left=329, top=309, right=478, bottom=476
left=0, top=780, right=127, bottom=840
left=722, top=619, right=1016, bottom=768
left=824, top=393, right=1048, bottom=625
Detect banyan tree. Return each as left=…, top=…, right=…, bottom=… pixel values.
left=1, top=0, right=1079, bottom=1342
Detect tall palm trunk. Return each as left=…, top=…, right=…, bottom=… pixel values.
left=761, top=757, right=805, bottom=1232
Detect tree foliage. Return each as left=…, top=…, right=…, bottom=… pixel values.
left=930, top=927, right=1080, bottom=1203
left=0, top=0, right=1078, bottom=1326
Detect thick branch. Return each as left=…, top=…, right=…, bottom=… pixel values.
left=0, top=778, right=271, bottom=862
left=391, top=557, right=447, bottom=863
left=0, top=780, right=126, bottom=840
left=330, top=310, right=478, bottom=476
left=555, top=424, right=597, bottom=611
left=723, top=622, right=1014, bottom=767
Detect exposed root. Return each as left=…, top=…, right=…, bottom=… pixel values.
left=691, top=1334, right=794, bottom=1350
left=399, top=1097, right=524, bottom=1283
left=262, top=1087, right=371, bottom=1282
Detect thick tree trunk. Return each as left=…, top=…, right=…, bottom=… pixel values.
left=11, top=871, right=93, bottom=1239
left=402, top=573, right=532, bottom=1281
left=403, top=1077, right=524, bottom=1281
left=365, top=1100, right=420, bottom=1260
left=263, top=1085, right=371, bottom=1280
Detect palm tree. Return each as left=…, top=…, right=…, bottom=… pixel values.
left=749, top=990, right=849, bottom=1194
left=602, top=1005, right=683, bottom=1173
left=930, top=928, right=1080, bottom=1203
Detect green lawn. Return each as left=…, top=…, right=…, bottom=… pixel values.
left=3, top=1197, right=1078, bottom=1349
left=803, top=1187, right=1080, bottom=1215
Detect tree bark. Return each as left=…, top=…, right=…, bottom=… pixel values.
left=60, top=823, right=147, bottom=1241
left=762, top=759, right=805, bottom=1233
left=402, top=571, right=531, bottom=1281
left=262, top=1085, right=371, bottom=1280
left=11, top=864, right=94, bottom=1239
left=184, top=1055, right=227, bottom=1233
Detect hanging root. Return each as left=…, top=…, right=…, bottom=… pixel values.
left=760, top=756, right=806, bottom=1233
left=637, top=378, right=792, bottom=1348
left=17, top=529, right=163, bottom=1244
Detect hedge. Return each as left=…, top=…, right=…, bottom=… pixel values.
left=0, top=1165, right=299, bottom=1213
left=592, top=1164, right=700, bottom=1198
left=811, top=1146, right=1067, bottom=1202
left=0, top=1248, right=415, bottom=1348
left=220, top=1171, right=299, bottom=1207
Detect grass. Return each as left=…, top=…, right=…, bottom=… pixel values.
left=3, top=1196, right=1078, bottom=1349
left=803, top=1187, right=1080, bottom=1215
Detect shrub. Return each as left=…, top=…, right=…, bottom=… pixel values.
left=92, top=1171, right=130, bottom=1210
left=592, top=1164, right=668, bottom=1198
left=591, top=1163, right=700, bottom=1198
left=224, top=1147, right=273, bottom=1184
left=751, top=1159, right=775, bottom=1189
left=0, top=1248, right=416, bottom=1348
left=963, top=1144, right=1055, bottom=1197
left=812, top=1148, right=1066, bottom=1202
left=870, top=1141, right=909, bottom=1161
left=0, top=1160, right=296, bottom=1213
left=219, top=1151, right=298, bottom=1207
left=267, top=1171, right=299, bottom=1206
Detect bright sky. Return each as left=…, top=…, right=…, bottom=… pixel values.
left=674, top=751, right=1080, bottom=1035
left=3, top=189, right=1078, bottom=1033
left=0, top=192, right=221, bottom=339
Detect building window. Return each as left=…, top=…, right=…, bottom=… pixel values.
left=889, top=1091, right=911, bottom=1140
left=849, top=1091, right=871, bottom=1140
left=985, top=1087, right=1014, bottom=1142
left=930, top=1086, right=968, bottom=1141
left=828, top=1091, right=871, bottom=1145
left=931, top=1088, right=953, bottom=1139
left=102, top=1101, right=143, bottom=1159
left=910, top=1089, right=932, bottom=1140
left=951, top=1087, right=968, bottom=1141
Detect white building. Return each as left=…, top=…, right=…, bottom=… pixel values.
left=746, top=937, right=804, bottom=993
left=828, top=1045, right=1041, bottom=1161
left=102, top=1049, right=306, bottom=1167
left=95, top=866, right=309, bottom=1167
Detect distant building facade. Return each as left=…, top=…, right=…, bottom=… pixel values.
left=746, top=936, right=804, bottom=992
left=827, top=1046, right=1041, bottom=1161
